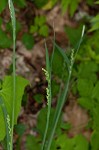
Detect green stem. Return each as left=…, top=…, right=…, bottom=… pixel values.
left=41, top=30, right=55, bottom=149
left=41, top=79, right=51, bottom=150
left=10, top=23, right=16, bottom=150
left=46, top=73, right=71, bottom=150
left=8, top=0, right=16, bottom=150
left=41, top=42, right=52, bottom=150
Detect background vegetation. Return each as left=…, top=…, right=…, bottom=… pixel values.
left=0, top=0, right=99, bottom=149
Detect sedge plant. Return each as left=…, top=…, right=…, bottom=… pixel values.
left=42, top=26, right=85, bottom=150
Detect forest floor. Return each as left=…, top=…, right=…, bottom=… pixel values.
left=0, top=2, right=97, bottom=149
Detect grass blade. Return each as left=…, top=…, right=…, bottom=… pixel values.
left=42, top=24, right=56, bottom=149
left=54, top=42, right=70, bottom=72
left=50, top=23, right=56, bottom=71
left=74, top=25, right=85, bottom=58
left=8, top=0, right=16, bottom=149
left=41, top=42, right=52, bottom=150
left=46, top=74, right=71, bottom=150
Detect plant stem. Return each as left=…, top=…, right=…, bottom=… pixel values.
left=41, top=42, right=52, bottom=150
left=8, top=0, right=16, bottom=150
left=10, top=26, right=16, bottom=150
left=46, top=73, right=71, bottom=150
left=41, top=29, right=55, bottom=149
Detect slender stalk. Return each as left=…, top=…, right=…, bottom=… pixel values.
left=8, top=0, right=16, bottom=150
left=46, top=73, right=71, bottom=150
left=41, top=25, right=56, bottom=149
left=41, top=42, right=51, bottom=150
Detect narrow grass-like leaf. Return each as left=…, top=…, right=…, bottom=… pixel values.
left=50, top=23, right=56, bottom=70
left=8, top=0, right=16, bottom=149
left=54, top=42, right=70, bottom=72
left=41, top=42, right=52, bottom=150
left=74, top=25, right=85, bottom=58
left=45, top=41, right=50, bottom=73
left=46, top=74, right=71, bottom=150
left=45, top=25, right=85, bottom=150
left=42, top=25, right=56, bottom=149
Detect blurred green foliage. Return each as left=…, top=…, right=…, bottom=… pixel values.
left=0, top=0, right=7, bottom=13
left=26, top=132, right=89, bottom=150
left=30, top=16, right=49, bottom=37
left=34, top=94, right=44, bottom=104
left=90, top=14, right=99, bottom=32
left=71, top=31, right=99, bottom=150
left=26, top=135, right=41, bottom=150
left=0, top=30, right=12, bottom=48
left=22, top=33, right=34, bottom=50
left=0, top=0, right=99, bottom=149
left=33, top=0, right=49, bottom=8
left=13, top=0, right=26, bottom=8
left=33, top=0, right=94, bottom=16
